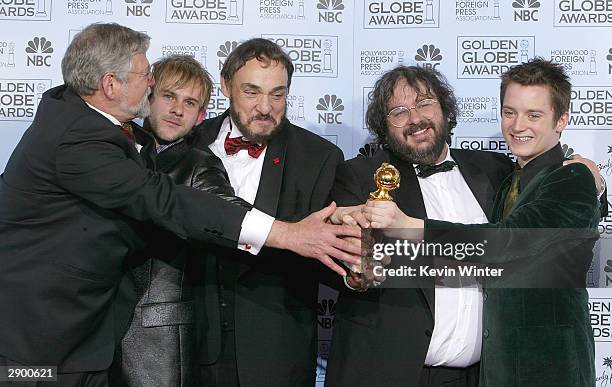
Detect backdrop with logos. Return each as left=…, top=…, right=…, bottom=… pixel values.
left=0, top=0, right=611, bottom=384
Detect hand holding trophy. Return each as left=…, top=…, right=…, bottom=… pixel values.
left=346, top=162, right=400, bottom=290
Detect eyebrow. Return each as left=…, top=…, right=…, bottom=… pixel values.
left=160, top=89, right=201, bottom=104
left=240, top=83, right=287, bottom=93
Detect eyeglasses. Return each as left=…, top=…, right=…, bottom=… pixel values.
left=386, top=98, right=438, bottom=128
left=127, top=65, right=153, bottom=81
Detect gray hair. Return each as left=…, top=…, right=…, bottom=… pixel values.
left=62, top=23, right=150, bottom=96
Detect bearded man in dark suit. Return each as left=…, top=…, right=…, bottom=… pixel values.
left=0, top=24, right=360, bottom=387
left=191, top=38, right=345, bottom=387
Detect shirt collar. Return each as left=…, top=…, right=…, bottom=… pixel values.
left=518, top=142, right=565, bottom=191
left=85, top=102, right=121, bottom=126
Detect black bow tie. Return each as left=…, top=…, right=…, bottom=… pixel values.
left=416, top=160, right=457, bottom=178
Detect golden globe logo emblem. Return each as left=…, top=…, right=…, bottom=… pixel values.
left=555, top=0, right=612, bottom=26
left=364, top=0, right=439, bottom=29
left=0, top=79, right=51, bottom=121
left=568, top=86, right=612, bottom=128
left=457, top=36, right=535, bottom=79
left=263, top=34, right=338, bottom=77
left=166, top=0, right=242, bottom=24
left=0, top=0, right=51, bottom=20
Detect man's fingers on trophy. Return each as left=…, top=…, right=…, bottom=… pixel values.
left=329, top=222, right=362, bottom=239
left=326, top=243, right=361, bottom=266
left=344, top=210, right=369, bottom=228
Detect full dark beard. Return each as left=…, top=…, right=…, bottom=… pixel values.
left=386, top=119, right=448, bottom=165
left=229, top=103, right=285, bottom=144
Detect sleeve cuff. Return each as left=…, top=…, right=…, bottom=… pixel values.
left=238, top=208, right=275, bottom=255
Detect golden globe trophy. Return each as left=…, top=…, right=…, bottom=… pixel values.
left=355, top=163, right=400, bottom=288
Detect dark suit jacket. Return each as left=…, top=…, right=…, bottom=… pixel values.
left=427, top=145, right=600, bottom=387
left=0, top=86, right=248, bottom=373
left=192, top=111, right=344, bottom=387
left=325, top=147, right=513, bottom=387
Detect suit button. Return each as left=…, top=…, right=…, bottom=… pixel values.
left=220, top=301, right=228, bottom=308
left=222, top=321, right=229, bottom=328
left=218, top=264, right=224, bottom=271
left=483, top=329, right=490, bottom=339
left=425, top=329, right=432, bottom=337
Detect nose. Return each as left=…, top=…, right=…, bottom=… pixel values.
left=169, top=99, right=183, bottom=117
left=511, top=114, right=531, bottom=133
left=256, top=94, right=272, bottom=115
left=408, top=106, right=423, bottom=125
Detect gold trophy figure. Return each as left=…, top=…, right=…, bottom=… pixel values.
left=352, top=163, right=400, bottom=288
left=369, top=163, right=400, bottom=201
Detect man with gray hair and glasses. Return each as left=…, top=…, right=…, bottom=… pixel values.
left=0, top=23, right=359, bottom=386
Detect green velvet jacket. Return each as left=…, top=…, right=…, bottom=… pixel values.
left=427, top=144, right=600, bottom=387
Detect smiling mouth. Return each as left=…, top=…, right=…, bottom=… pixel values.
left=511, top=134, right=533, bottom=143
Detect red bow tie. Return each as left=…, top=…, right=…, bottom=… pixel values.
left=224, top=132, right=266, bottom=158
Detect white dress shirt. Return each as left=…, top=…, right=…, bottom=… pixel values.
left=209, top=117, right=274, bottom=254
left=420, top=146, right=488, bottom=368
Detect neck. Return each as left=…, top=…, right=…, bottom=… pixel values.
left=81, top=91, right=132, bottom=123
left=434, top=145, right=449, bottom=164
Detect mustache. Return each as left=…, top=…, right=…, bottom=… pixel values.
left=403, top=120, right=433, bottom=136
left=248, top=114, right=276, bottom=124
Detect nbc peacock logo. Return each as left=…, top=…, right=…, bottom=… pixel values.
left=317, top=0, right=343, bottom=23
left=216, top=40, right=238, bottom=70
left=25, top=37, right=53, bottom=67
left=512, top=0, right=540, bottom=21
left=414, top=44, right=442, bottom=69
left=316, top=94, right=344, bottom=125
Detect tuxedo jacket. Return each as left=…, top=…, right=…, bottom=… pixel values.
left=427, top=147, right=600, bottom=387
left=192, top=111, right=344, bottom=387
left=0, top=86, right=248, bottom=373
left=325, top=147, right=513, bottom=387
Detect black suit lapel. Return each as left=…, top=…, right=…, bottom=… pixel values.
left=253, top=124, right=288, bottom=217
left=451, top=149, right=496, bottom=219
left=385, top=152, right=434, bottom=315
left=387, top=152, right=427, bottom=218
left=193, top=111, right=228, bottom=148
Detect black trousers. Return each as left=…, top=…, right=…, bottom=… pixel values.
left=199, top=329, right=239, bottom=387
left=418, top=362, right=480, bottom=387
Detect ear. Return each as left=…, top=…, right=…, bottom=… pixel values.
left=555, top=111, right=569, bottom=135
left=100, top=72, right=120, bottom=101
left=220, top=78, right=230, bottom=98
left=195, top=109, right=206, bottom=125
